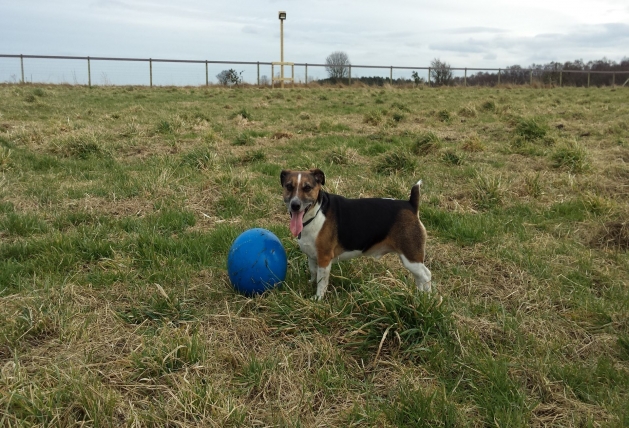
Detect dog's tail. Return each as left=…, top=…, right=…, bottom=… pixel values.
left=409, top=180, right=422, bottom=213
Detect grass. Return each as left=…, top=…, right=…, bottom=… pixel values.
left=552, top=139, right=589, bottom=172
left=411, top=131, right=442, bottom=156
left=515, top=116, right=549, bottom=141
left=0, top=83, right=628, bottom=426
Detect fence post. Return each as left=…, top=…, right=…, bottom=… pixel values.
left=390, top=66, right=393, bottom=85
left=560, top=70, right=562, bottom=87
left=587, top=71, right=590, bottom=88
left=464, top=68, right=467, bottom=87
left=271, top=64, right=274, bottom=89
left=530, top=69, right=533, bottom=86
left=257, top=62, right=260, bottom=86
left=20, top=54, right=24, bottom=84
left=498, top=68, right=501, bottom=85
left=305, top=63, right=308, bottom=86
left=87, top=57, right=91, bottom=87
left=205, top=61, right=208, bottom=86
left=428, top=67, right=431, bottom=86
left=149, top=58, right=153, bottom=87
left=349, top=65, right=351, bottom=85
left=612, top=72, right=615, bottom=87
left=292, top=64, right=295, bottom=88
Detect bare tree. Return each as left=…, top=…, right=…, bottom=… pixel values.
left=325, top=51, right=351, bottom=81
left=216, top=69, right=243, bottom=86
left=430, top=58, right=453, bottom=86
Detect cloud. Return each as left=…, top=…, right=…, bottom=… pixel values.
left=448, top=27, right=507, bottom=34
left=429, top=39, right=489, bottom=54
left=427, top=22, right=629, bottom=65
left=242, top=26, right=260, bottom=34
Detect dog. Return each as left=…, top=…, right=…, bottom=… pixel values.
left=280, top=168, right=431, bottom=300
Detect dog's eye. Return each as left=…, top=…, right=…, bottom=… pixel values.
left=285, top=183, right=294, bottom=191
left=303, top=184, right=312, bottom=192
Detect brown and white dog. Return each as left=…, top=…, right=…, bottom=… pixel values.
left=280, top=168, right=431, bottom=300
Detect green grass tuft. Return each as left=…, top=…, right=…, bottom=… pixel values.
left=441, top=150, right=465, bottom=166
left=551, top=139, right=588, bottom=172
left=411, top=132, right=442, bottom=156
left=363, top=110, right=384, bottom=126
left=374, top=151, right=418, bottom=175
left=437, top=109, right=451, bottom=122
left=515, top=116, right=549, bottom=140
left=384, top=381, right=459, bottom=427
left=473, top=171, right=504, bottom=209
left=0, top=212, right=49, bottom=236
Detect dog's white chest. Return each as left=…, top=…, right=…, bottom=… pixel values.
left=298, top=234, right=317, bottom=259
left=297, top=211, right=326, bottom=259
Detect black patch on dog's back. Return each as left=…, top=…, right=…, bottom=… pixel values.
left=321, top=192, right=415, bottom=252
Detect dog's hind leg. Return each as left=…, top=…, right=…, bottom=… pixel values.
left=399, top=254, right=432, bottom=292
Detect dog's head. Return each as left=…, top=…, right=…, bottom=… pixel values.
left=280, top=168, right=325, bottom=237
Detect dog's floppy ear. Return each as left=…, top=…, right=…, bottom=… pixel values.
left=310, top=168, right=325, bottom=185
left=280, top=170, right=290, bottom=185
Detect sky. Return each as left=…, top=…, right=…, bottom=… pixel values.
left=1, top=0, right=628, bottom=84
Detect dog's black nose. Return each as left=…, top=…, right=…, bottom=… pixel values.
left=290, top=201, right=301, bottom=211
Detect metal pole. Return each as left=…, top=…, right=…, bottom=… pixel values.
left=498, top=68, right=501, bottom=85
left=464, top=68, right=467, bottom=87
left=20, top=54, right=24, bottom=84
left=257, top=62, right=260, bottom=86
left=390, top=66, right=393, bottom=85
left=530, top=69, right=533, bottom=86
left=88, top=57, right=91, bottom=87
left=205, top=61, right=208, bottom=86
left=271, top=64, right=274, bottom=89
left=149, top=58, right=153, bottom=87
left=428, top=67, right=431, bottom=86
left=560, top=70, right=563, bottom=87
left=349, top=65, right=351, bottom=85
left=305, top=63, right=308, bottom=86
left=587, top=71, right=590, bottom=88
left=280, top=19, right=284, bottom=89
left=292, top=64, right=295, bottom=88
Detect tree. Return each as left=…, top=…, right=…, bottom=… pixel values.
left=216, top=69, right=243, bottom=86
left=430, top=58, right=452, bottom=86
left=325, top=51, right=351, bottom=81
left=411, top=71, right=425, bottom=86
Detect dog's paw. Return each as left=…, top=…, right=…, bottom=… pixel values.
left=311, top=294, right=323, bottom=302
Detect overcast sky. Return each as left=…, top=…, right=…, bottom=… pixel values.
left=1, top=0, right=628, bottom=83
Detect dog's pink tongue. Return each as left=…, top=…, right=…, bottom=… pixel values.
left=290, top=211, right=305, bottom=237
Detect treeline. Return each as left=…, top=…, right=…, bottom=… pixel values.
left=462, top=58, right=629, bottom=87
left=317, top=76, right=415, bottom=86
left=316, top=57, right=629, bottom=87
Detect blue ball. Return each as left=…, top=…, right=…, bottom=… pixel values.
left=227, top=228, right=287, bottom=296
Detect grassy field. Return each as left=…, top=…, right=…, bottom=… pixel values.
left=0, top=82, right=628, bottom=427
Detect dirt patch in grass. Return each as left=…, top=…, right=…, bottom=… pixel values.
left=590, top=221, right=629, bottom=251
left=272, top=131, right=293, bottom=140
left=67, top=196, right=155, bottom=218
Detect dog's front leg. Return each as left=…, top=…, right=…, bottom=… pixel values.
left=314, top=262, right=332, bottom=301
left=307, top=256, right=318, bottom=284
